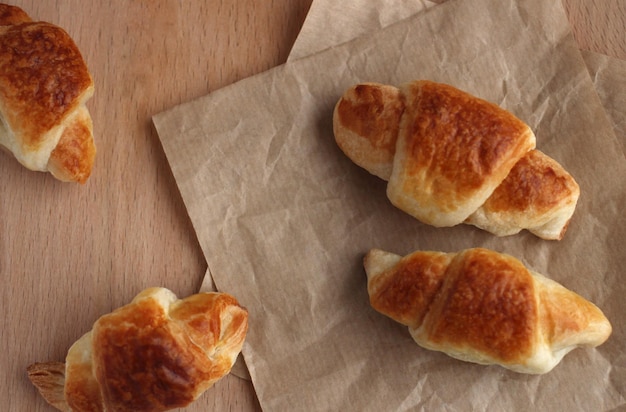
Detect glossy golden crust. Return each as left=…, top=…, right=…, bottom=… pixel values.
left=169, top=292, right=249, bottom=356
left=424, top=249, right=537, bottom=363
left=0, top=3, right=32, bottom=25
left=0, top=22, right=93, bottom=148
left=333, top=83, right=404, bottom=179
left=93, top=300, right=203, bottom=410
left=387, top=81, right=536, bottom=226
left=483, top=150, right=569, bottom=212
left=365, top=248, right=611, bottom=374
left=28, top=288, right=248, bottom=412
left=65, top=337, right=104, bottom=412
left=367, top=250, right=451, bottom=329
left=467, top=149, right=580, bottom=239
left=404, top=82, right=532, bottom=197
left=0, top=5, right=95, bottom=183
left=332, top=80, right=580, bottom=239
left=536, top=274, right=612, bottom=351
left=48, top=106, right=95, bottom=183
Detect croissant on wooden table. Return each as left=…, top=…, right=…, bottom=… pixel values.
left=365, top=247, right=611, bottom=374
left=27, top=287, right=249, bottom=412
left=0, top=3, right=95, bottom=183
left=333, top=81, right=580, bottom=240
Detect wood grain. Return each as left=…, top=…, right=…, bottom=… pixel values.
left=563, top=0, right=626, bottom=59
left=0, top=1, right=622, bottom=411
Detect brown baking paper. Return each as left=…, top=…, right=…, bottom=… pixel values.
left=580, top=50, right=626, bottom=153
left=205, top=0, right=626, bottom=384
left=216, top=0, right=626, bottom=387
left=288, top=0, right=438, bottom=62
left=289, top=0, right=626, bottom=153
left=153, top=0, right=626, bottom=409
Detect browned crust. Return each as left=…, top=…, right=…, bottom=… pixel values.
left=335, top=83, right=404, bottom=166
left=424, top=249, right=537, bottom=363
left=92, top=301, right=205, bottom=410
left=48, top=106, right=95, bottom=183
left=399, top=81, right=534, bottom=205
left=79, top=292, right=248, bottom=411
left=170, top=292, right=249, bottom=355
left=0, top=3, right=32, bottom=26
left=367, top=248, right=611, bottom=372
left=333, top=81, right=581, bottom=238
left=367, top=251, right=451, bottom=329
left=0, top=22, right=93, bottom=150
left=538, top=278, right=612, bottom=349
left=28, top=291, right=248, bottom=411
left=64, top=352, right=104, bottom=412
left=481, top=149, right=579, bottom=216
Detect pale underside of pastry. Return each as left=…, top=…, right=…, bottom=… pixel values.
left=365, top=248, right=611, bottom=374
left=0, top=3, right=96, bottom=183
left=28, top=287, right=249, bottom=412
left=333, top=81, right=580, bottom=240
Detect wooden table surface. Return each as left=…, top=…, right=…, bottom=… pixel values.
left=1, top=1, right=623, bottom=411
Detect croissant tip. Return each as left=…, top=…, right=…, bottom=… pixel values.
left=27, top=362, right=70, bottom=412
left=363, top=249, right=403, bottom=283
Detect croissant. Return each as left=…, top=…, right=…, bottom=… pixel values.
left=27, top=287, right=249, bottom=411
left=0, top=3, right=95, bottom=183
left=333, top=81, right=580, bottom=240
left=365, top=247, right=611, bottom=374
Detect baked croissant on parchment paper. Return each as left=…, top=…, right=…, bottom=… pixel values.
left=0, top=3, right=95, bottom=183
left=365, top=248, right=611, bottom=374
left=27, top=288, right=248, bottom=412
left=333, top=81, right=580, bottom=240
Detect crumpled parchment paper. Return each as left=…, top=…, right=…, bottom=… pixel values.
left=153, top=0, right=626, bottom=409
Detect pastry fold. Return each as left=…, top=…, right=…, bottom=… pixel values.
left=0, top=4, right=95, bottom=183
left=365, top=247, right=611, bottom=374
left=28, top=288, right=248, bottom=411
left=333, top=81, right=579, bottom=239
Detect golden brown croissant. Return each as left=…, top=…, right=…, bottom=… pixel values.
left=365, top=248, right=611, bottom=374
left=333, top=81, right=580, bottom=240
left=28, top=287, right=249, bottom=411
left=0, top=3, right=95, bottom=183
